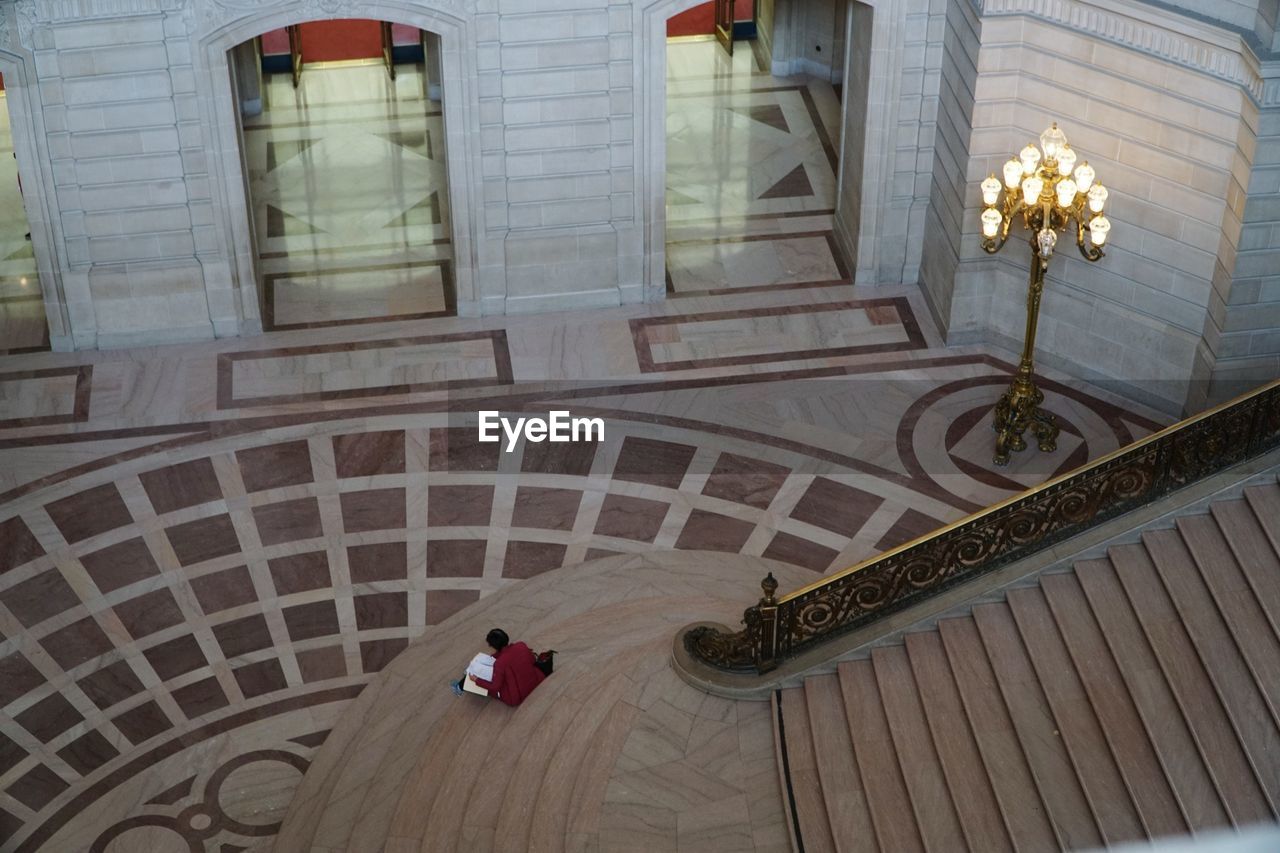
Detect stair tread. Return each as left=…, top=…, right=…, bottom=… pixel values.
left=1142, top=528, right=1280, bottom=811
left=492, top=695, right=588, bottom=851
left=779, top=687, right=838, bottom=853
left=1036, top=575, right=1187, bottom=838
left=1068, top=561, right=1232, bottom=833
left=1211, top=499, right=1280, bottom=643
left=871, top=645, right=967, bottom=853
left=1110, top=541, right=1277, bottom=822
left=386, top=701, right=479, bottom=841
left=838, top=659, right=926, bottom=853
left=1243, top=482, right=1280, bottom=558
left=804, top=673, right=877, bottom=852
left=1177, top=514, right=1280, bottom=729
left=905, top=631, right=1016, bottom=853
left=967, top=605, right=1103, bottom=850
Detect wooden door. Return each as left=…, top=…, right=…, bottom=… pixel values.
left=714, top=0, right=734, bottom=55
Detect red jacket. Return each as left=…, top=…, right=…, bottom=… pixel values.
left=473, top=642, right=545, bottom=707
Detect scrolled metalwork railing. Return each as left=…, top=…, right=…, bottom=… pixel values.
left=683, top=379, right=1280, bottom=674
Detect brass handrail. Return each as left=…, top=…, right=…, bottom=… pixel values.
left=683, top=379, right=1280, bottom=673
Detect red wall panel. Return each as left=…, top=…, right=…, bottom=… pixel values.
left=299, top=19, right=384, bottom=63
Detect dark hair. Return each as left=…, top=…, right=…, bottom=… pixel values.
left=485, top=628, right=509, bottom=651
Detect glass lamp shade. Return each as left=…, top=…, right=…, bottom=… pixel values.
left=981, top=207, right=1002, bottom=238
left=1089, top=215, right=1111, bottom=246
left=981, top=174, right=1002, bottom=206
left=1020, top=144, right=1041, bottom=175
left=1037, top=227, right=1058, bottom=259
left=1073, top=161, right=1095, bottom=192
left=1021, top=176, right=1044, bottom=206
left=1003, top=159, right=1024, bottom=189
left=1040, top=123, right=1068, bottom=162
left=1055, top=178, right=1078, bottom=209
left=1088, top=184, right=1108, bottom=213
left=1057, top=145, right=1077, bottom=177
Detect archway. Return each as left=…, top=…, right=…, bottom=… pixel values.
left=0, top=50, right=69, bottom=352
left=192, top=2, right=483, bottom=337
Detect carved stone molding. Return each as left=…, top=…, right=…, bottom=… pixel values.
left=982, top=0, right=1266, bottom=103
left=32, top=0, right=183, bottom=22
left=188, top=0, right=473, bottom=32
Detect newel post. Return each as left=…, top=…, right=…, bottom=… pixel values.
left=755, top=573, right=780, bottom=674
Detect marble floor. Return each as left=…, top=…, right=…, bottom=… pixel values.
left=243, top=61, right=454, bottom=330
left=0, top=93, right=47, bottom=356
left=0, top=42, right=1180, bottom=852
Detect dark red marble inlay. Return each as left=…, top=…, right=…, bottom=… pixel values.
left=584, top=548, right=622, bottom=562
left=0, top=732, right=26, bottom=775
left=675, top=509, right=755, bottom=553
left=593, top=494, right=669, bottom=543
left=333, top=430, right=406, bottom=478
left=142, top=634, right=207, bottom=681
left=113, top=588, right=184, bottom=640
left=612, top=437, right=698, bottom=489
left=703, top=453, right=790, bottom=509
left=268, top=551, right=331, bottom=594
left=761, top=532, right=839, bottom=572
left=253, top=496, right=324, bottom=546
left=40, top=616, right=114, bottom=669
left=427, top=485, right=494, bottom=526
left=348, top=541, right=408, bottom=583
left=45, top=483, right=133, bottom=544
left=234, top=658, right=288, bottom=698
left=429, top=427, right=500, bottom=472
left=189, top=565, right=257, bottom=614
left=874, top=508, right=942, bottom=553
left=0, top=515, right=45, bottom=575
left=0, top=652, right=46, bottom=708
left=502, top=541, right=567, bottom=579
left=360, top=637, right=409, bottom=673
left=171, top=676, right=230, bottom=719
left=6, top=763, right=69, bottom=811
left=1, top=806, right=23, bottom=843
left=340, top=488, right=406, bottom=533
left=0, top=569, right=81, bottom=628
left=16, top=692, right=83, bottom=742
left=77, top=660, right=144, bottom=710
left=57, top=730, right=119, bottom=775
left=353, top=592, right=408, bottom=629
left=166, top=514, right=241, bottom=567
left=426, top=540, right=486, bottom=577
left=236, top=440, right=315, bottom=492
left=521, top=441, right=596, bottom=476
left=297, top=646, right=346, bottom=683
left=511, top=487, right=582, bottom=531
left=426, top=589, right=479, bottom=625
left=790, top=477, right=883, bottom=537
left=283, top=601, right=340, bottom=641
left=80, top=537, right=160, bottom=594
left=112, top=699, right=172, bottom=745
left=139, top=458, right=222, bottom=515
left=213, top=613, right=274, bottom=659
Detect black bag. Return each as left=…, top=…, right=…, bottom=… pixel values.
left=534, top=650, right=556, bottom=676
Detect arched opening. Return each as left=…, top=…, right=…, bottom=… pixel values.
left=227, top=19, right=456, bottom=331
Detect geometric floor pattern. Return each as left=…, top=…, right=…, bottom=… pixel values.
left=0, top=43, right=1171, bottom=851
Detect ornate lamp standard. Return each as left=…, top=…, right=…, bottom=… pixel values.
left=979, top=122, right=1112, bottom=466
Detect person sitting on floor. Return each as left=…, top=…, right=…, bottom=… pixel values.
left=464, top=628, right=545, bottom=707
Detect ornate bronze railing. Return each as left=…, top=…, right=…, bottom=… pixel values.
left=684, top=379, right=1280, bottom=674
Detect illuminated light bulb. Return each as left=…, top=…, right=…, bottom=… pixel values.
left=1020, top=144, right=1041, bottom=175
left=1003, top=158, right=1023, bottom=189
left=1021, top=175, right=1043, bottom=206
left=1073, top=161, right=1095, bottom=192
left=1057, top=145, right=1077, bottom=177
left=19, top=277, right=28, bottom=287
left=982, top=207, right=1002, bottom=238
left=981, top=174, right=1002, bottom=206
left=1055, top=178, right=1078, bottom=209
left=1088, top=183, right=1108, bottom=213
left=1040, top=123, right=1068, bottom=162
left=1089, top=215, right=1111, bottom=246
left=1037, top=227, right=1058, bottom=259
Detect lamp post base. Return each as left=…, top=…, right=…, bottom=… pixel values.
left=992, top=376, right=1059, bottom=466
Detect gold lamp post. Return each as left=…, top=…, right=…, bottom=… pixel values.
left=979, top=122, right=1112, bottom=466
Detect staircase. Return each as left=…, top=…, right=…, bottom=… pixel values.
left=777, top=479, right=1280, bottom=851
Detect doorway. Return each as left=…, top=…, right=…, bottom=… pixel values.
left=0, top=73, right=49, bottom=354
left=661, top=9, right=847, bottom=299
left=230, top=20, right=455, bottom=331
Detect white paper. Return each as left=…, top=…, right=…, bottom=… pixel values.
left=465, top=653, right=495, bottom=682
